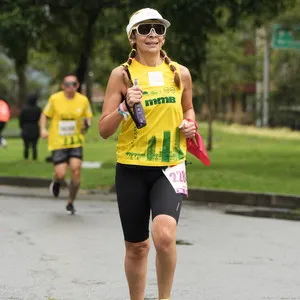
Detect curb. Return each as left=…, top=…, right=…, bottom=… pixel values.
left=225, top=206, right=300, bottom=221
left=187, top=188, right=300, bottom=209
left=0, top=176, right=67, bottom=188
left=1, top=176, right=300, bottom=209
left=0, top=192, right=55, bottom=200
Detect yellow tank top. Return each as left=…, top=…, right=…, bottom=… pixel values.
left=116, top=59, right=187, bottom=166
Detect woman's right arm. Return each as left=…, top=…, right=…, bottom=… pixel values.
left=98, top=67, right=127, bottom=139
left=99, top=66, right=143, bottom=139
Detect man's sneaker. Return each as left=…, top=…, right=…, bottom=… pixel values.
left=66, top=203, right=76, bottom=215
left=49, top=180, right=61, bottom=198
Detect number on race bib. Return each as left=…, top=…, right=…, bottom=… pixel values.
left=162, top=162, right=188, bottom=196
left=59, top=120, right=76, bottom=136
left=169, top=170, right=186, bottom=183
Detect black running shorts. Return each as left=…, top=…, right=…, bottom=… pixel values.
left=51, top=147, right=83, bottom=165
left=115, top=163, right=184, bottom=243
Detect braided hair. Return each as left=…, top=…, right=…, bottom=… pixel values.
left=160, top=49, right=181, bottom=89
left=123, top=45, right=181, bottom=89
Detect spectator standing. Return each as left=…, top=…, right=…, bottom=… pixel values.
left=19, top=94, right=41, bottom=160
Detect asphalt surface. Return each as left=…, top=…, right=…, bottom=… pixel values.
left=0, top=188, right=300, bottom=300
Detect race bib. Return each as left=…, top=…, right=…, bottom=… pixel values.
left=59, top=120, right=76, bottom=136
left=162, top=162, right=188, bottom=196
left=148, top=71, right=164, bottom=86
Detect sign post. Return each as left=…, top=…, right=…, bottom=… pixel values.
left=272, top=24, right=300, bottom=49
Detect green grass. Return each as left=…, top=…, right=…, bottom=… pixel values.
left=1, top=116, right=300, bottom=196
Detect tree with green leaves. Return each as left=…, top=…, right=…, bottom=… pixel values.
left=268, top=0, right=300, bottom=129
left=1, top=0, right=296, bottom=113
left=0, top=1, right=47, bottom=107
left=33, top=1, right=130, bottom=98
left=156, top=0, right=296, bottom=149
left=0, top=54, right=16, bottom=103
left=158, top=0, right=296, bottom=78
left=202, top=28, right=256, bottom=149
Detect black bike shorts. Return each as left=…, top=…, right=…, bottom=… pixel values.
left=115, top=163, right=184, bottom=243
left=51, top=147, right=83, bottom=165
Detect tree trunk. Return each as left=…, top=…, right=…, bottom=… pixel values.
left=15, top=62, right=27, bottom=109
left=76, top=11, right=99, bottom=101
left=206, top=67, right=213, bottom=151
left=85, top=67, right=93, bottom=108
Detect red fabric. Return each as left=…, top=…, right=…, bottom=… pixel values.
left=0, top=100, right=10, bottom=122
left=187, top=132, right=210, bottom=166
left=185, top=118, right=198, bottom=129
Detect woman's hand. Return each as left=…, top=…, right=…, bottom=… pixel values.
left=179, top=119, right=197, bottom=139
left=125, top=85, right=143, bottom=108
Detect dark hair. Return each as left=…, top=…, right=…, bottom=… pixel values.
left=63, top=73, right=78, bottom=81
left=27, top=93, right=38, bottom=106
left=123, top=45, right=181, bottom=89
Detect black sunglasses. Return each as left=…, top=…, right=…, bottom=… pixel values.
left=63, top=81, right=77, bottom=87
left=133, top=23, right=166, bottom=36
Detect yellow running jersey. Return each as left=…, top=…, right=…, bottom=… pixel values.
left=117, top=59, right=187, bottom=166
left=43, top=91, right=93, bottom=151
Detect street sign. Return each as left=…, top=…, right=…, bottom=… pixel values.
left=272, top=24, right=300, bottom=49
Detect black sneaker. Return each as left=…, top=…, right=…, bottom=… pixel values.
left=49, top=180, right=61, bottom=198
left=66, top=203, right=76, bottom=215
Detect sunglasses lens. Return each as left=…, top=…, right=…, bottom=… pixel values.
left=64, top=81, right=77, bottom=87
left=137, top=24, right=166, bottom=36
left=153, top=24, right=165, bottom=35
left=137, top=24, right=152, bottom=35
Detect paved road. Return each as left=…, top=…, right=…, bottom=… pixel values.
left=0, top=192, right=299, bottom=300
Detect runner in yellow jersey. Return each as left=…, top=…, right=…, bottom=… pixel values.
left=99, top=8, right=197, bottom=300
left=40, top=74, right=93, bottom=214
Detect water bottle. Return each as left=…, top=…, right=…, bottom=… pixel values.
left=133, top=79, right=146, bottom=129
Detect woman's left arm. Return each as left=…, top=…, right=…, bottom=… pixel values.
left=179, top=65, right=196, bottom=138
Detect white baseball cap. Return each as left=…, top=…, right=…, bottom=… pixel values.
left=126, top=8, right=171, bottom=38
